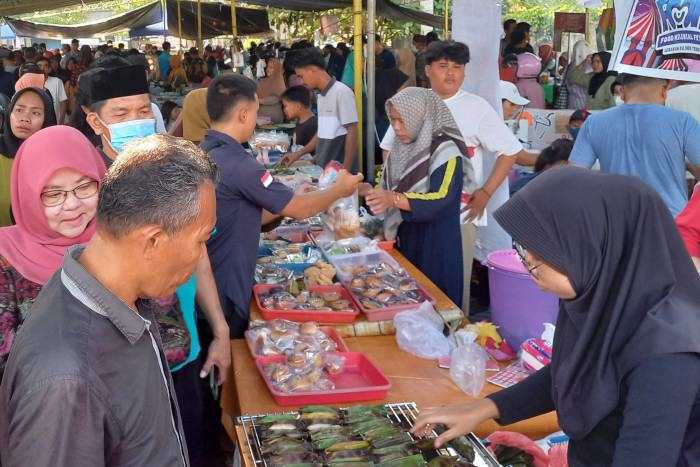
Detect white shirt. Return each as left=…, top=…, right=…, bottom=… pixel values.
left=151, top=102, right=167, bottom=134
left=381, top=89, right=522, bottom=225
left=666, top=84, right=700, bottom=125
left=43, top=76, right=67, bottom=123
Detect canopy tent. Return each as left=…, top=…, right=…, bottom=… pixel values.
left=242, top=0, right=450, bottom=29
left=0, top=0, right=448, bottom=30
left=3, top=1, right=269, bottom=40
left=129, top=1, right=270, bottom=39
left=4, top=2, right=162, bottom=39
left=0, top=0, right=108, bottom=16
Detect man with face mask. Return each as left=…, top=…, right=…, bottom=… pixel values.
left=84, top=64, right=155, bottom=168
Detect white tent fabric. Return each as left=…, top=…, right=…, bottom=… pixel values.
left=453, top=0, right=512, bottom=262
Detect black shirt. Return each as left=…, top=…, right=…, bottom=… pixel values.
left=295, top=115, right=317, bottom=150
left=488, top=353, right=700, bottom=466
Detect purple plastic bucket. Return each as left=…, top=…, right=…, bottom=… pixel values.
left=486, top=249, right=559, bottom=349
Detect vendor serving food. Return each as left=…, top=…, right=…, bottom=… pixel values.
left=200, top=74, right=363, bottom=338
left=412, top=167, right=700, bottom=466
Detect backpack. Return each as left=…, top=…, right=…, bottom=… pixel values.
left=189, top=58, right=208, bottom=83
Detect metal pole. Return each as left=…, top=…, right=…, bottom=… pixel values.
left=178, top=0, right=182, bottom=53
left=444, top=0, right=449, bottom=39
left=231, top=0, right=238, bottom=50
left=162, top=0, right=167, bottom=41
left=198, top=0, right=202, bottom=49
left=366, top=0, right=375, bottom=183
left=353, top=0, right=363, bottom=174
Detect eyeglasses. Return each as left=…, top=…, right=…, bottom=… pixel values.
left=514, top=241, right=542, bottom=279
left=40, top=180, right=98, bottom=207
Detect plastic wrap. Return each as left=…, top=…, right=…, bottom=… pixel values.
left=449, top=342, right=489, bottom=397
left=394, top=301, right=455, bottom=359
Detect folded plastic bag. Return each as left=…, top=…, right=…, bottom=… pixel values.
left=394, top=301, right=454, bottom=359
left=449, top=342, right=489, bottom=396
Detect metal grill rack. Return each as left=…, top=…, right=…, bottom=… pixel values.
left=238, top=402, right=501, bottom=467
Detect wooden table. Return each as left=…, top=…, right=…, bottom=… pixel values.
left=248, top=249, right=462, bottom=325
left=222, top=248, right=559, bottom=462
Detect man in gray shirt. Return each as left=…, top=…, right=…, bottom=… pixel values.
left=0, top=135, right=219, bottom=466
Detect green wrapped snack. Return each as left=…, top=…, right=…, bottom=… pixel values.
left=363, top=425, right=399, bottom=441
left=325, top=448, right=373, bottom=463
left=427, top=456, right=458, bottom=467
left=325, top=440, right=371, bottom=453
left=370, top=432, right=414, bottom=450
left=372, top=443, right=413, bottom=456
left=299, top=405, right=341, bottom=415
left=260, top=414, right=300, bottom=424
left=375, top=453, right=426, bottom=467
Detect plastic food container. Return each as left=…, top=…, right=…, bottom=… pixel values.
left=260, top=232, right=311, bottom=244
left=376, top=239, right=396, bottom=251
left=328, top=250, right=401, bottom=283
left=257, top=245, right=324, bottom=271
left=255, top=352, right=392, bottom=405
left=253, top=284, right=360, bottom=323
left=345, top=282, right=437, bottom=322
left=245, top=325, right=349, bottom=357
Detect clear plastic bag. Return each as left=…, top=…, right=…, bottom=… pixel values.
left=319, top=162, right=360, bottom=240
left=394, top=301, right=455, bottom=359
left=449, top=342, right=489, bottom=396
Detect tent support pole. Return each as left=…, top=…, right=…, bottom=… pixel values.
left=162, top=0, right=167, bottom=40
left=353, top=0, right=363, bottom=174
left=178, top=0, right=182, bottom=53
left=366, top=0, right=375, bottom=183
left=198, top=0, right=202, bottom=49
left=231, top=0, right=238, bottom=50
left=445, top=0, right=449, bottom=39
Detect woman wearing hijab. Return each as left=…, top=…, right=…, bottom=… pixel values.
left=0, top=126, right=106, bottom=382
left=412, top=166, right=700, bottom=465
left=558, top=40, right=594, bottom=110
left=0, top=87, right=57, bottom=227
left=361, top=88, right=477, bottom=306
left=70, top=45, right=93, bottom=91
left=166, top=54, right=189, bottom=93
left=397, top=48, right=416, bottom=87
left=257, top=57, right=286, bottom=123
left=570, top=51, right=617, bottom=110
left=538, top=43, right=555, bottom=75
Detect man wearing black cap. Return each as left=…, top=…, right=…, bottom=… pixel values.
left=83, top=64, right=155, bottom=168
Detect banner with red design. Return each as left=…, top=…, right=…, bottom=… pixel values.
left=610, top=0, right=700, bottom=81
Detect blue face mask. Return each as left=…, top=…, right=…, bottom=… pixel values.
left=568, top=127, right=580, bottom=139
left=99, top=117, right=156, bottom=152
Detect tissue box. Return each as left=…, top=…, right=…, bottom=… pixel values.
left=520, top=338, right=552, bottom=372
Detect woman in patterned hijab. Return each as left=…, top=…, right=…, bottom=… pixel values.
left=362, top=87, right=476, bottom=306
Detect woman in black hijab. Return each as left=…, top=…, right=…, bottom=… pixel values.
left=0, top=87, right=56, bottom=226
left=570, top=51, right=617, bottom=110
left=412, top=166, right=700, bottom=466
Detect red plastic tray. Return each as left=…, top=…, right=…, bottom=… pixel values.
left=261, top=232, right=311, bottom=244
left=376, top=239, right=396, bottom=251
left=344, top=281, right=437, bottom=322
left=253, top=285, right=360, bottom=323
left=256, top=352, right=392, bottom=406
left=246, top=325, right=349, bottom=357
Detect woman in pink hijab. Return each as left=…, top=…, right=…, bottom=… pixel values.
left=0, top=126, right=106, bottom=382
left=538, top=43, right=555, bottom=75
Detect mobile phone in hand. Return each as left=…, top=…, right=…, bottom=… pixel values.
left=209, top=365, right=219, bottom=401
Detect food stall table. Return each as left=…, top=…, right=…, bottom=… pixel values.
left=223, top=247, right=559, bottom=464
left=224, top=335, right=559, bottom=467
left=248, top=249, right=463, bottom=329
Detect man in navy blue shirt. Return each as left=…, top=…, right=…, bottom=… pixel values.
left=200, top=74, right=363, bottom=338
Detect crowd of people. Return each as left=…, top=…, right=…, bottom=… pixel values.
left=0, top=20, right=697, bottom=467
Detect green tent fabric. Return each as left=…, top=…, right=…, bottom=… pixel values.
left=0, top=0, right=108, bottom=16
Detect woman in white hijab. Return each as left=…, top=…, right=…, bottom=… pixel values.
left=561, top=40, right=594, bottom=110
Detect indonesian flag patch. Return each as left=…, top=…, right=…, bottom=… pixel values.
left=261, top=170, right=273, bottom=187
